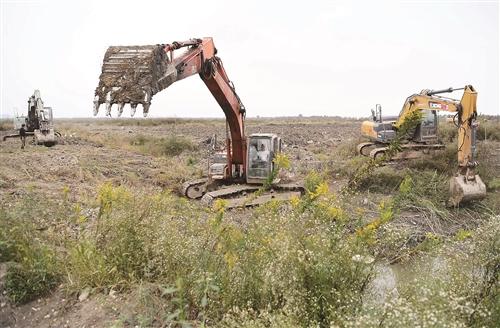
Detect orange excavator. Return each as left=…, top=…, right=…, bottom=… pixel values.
left=93, top=37, right=303, bottom=207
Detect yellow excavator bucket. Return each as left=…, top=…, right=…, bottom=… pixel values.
left=449, top=174, right=486, bottom=207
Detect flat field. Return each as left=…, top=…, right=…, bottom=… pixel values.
left=0, top=117, right=499, bottom=327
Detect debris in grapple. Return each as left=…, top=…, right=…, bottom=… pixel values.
left=93, top=45, right=177, bottom=117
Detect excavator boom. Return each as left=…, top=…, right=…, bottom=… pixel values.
left=94, top=37, right=246, bottom=167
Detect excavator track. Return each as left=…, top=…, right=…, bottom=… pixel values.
left=368, top=143, right=445, bottom=160
left=181, top=178, right=209, bottom=199
left=356, top=142, right=377, bottom=156
left=201, top=183, right=304, bottom=209
left=182, top=178, right=304, bottom=209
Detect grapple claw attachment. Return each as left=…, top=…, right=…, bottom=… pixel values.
left=94, top=44, right=179, bottom=117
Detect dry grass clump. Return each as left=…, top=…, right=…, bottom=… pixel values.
left=60, top=126, right=198, bottom=159
left=0, top=119, right=12, bottom=131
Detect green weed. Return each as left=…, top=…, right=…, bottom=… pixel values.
left=1, top=181, right=376, bottom=326
left=129, top=134, right=196, bottom=157
left=4, top=246, right=60, bottom=304
left=0, top=208, right=61, bottom=304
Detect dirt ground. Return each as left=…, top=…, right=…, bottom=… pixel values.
left=0, top=117, right=498, bottom=327
left=0, top=117, right=361, bottom=201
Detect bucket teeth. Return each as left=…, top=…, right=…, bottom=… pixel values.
left=143, top=103, right=150, bottom=117
left=130, top=103, right=138, bottom=117
left=93, top=95, right=100, bottom=116
left=104, top=92, right=112, bottom=116
left=117, top=103, right=125, bottom=117
left=105, top=102, right=112, bottom=117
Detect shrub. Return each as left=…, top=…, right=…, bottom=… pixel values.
left=0, top=191, right=78, bottom=304
left=129, top=134, right=196, bottom=157
left=357, top=166, right=407, bottom=194
left=408, top=144, right=456, bottom=173
left=477, top=119, right=500, bottom=141
left=0, top=119, right=11, bottom=131
left=0, top=207, right=61, bottom=304
left=4, top=246, right=60, bottom=304
left=160, top=136, right=195, bottom=156
left=61, top=181, right=374, bottom=326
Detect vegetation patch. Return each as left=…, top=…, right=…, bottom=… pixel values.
left=130, top=134, right=196, bottom=157
left=1, top=179, right=381, bottom=326
left=439, top=117, right=500, bottom=142
left=347, top=215, right=500, bottom=328
left=0, top=207, right=62, bottom=304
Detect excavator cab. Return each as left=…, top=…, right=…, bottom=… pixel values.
left=246, top=134, right=282, bottom=184
left=208, top=152, right=229, bottom=181
left=414, top=109, right=438, bottom=144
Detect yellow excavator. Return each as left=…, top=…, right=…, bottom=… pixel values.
left=357, top=85, right=486, bottom=206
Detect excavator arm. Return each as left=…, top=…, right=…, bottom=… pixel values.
left=93, top=37, right=247, bottom=169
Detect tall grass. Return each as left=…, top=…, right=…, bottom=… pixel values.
left=1, top=180, right=376, bottom=326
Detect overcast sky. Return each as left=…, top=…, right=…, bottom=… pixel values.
left=1, top=0, right=498, bottom=118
